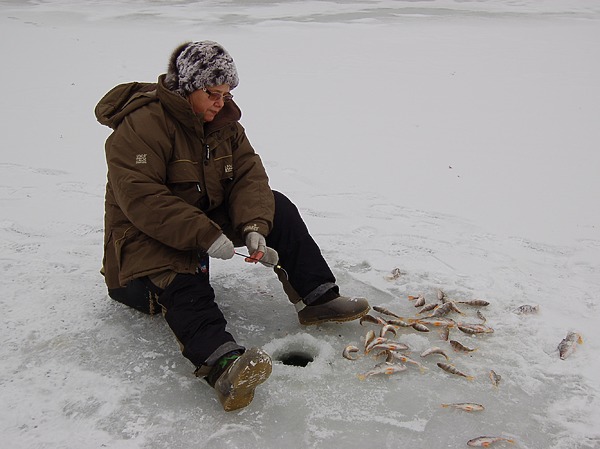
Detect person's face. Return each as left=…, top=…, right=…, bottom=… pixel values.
left=187, top=84, right=232, bottom=122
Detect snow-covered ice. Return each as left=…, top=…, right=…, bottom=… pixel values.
left=1, top=1, right=599, bottom=448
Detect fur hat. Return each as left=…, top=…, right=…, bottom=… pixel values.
left=164, top=41, right=239, bottom=96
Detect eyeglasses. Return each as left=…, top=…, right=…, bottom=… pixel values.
left=203, top=88, right=233, bottom=102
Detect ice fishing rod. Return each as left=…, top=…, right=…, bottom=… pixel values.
left=233, top=251, right=290, bottom=279
left=234, top=251, right=289, bottom=279
left=234, top=251, right=279, bottom=268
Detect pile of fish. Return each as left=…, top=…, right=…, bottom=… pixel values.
left=344, top=290, right=497, bottom=383
left=341, top=286, right=584, bottom=447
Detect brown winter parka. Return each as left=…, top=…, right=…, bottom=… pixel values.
left=95, top=75, right=275, bottom=289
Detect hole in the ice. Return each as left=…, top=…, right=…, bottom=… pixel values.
left=277, top=351, right=314, bottom=367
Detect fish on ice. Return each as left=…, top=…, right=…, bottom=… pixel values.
left=357, top=362, right=407, bottom=381
left=457, top=323, right=494, bottom=334
left=450, top=340, right=478, bottom=353
left=441, top=402, right=485, bottom=412
left=457, top=299, right=490, bottom=307
left=420, top=347, right=450, bottom=360
left=342, top=345, right=360, bottom=360
left=437, top=362, right=475, bottom=381
left=467, top=436, right=515, bottom=447
left=489, top=370, right=501, bottom=387
left=558, top=331, right=583, bottom=360
left=514, top=304, right=539, bottom=314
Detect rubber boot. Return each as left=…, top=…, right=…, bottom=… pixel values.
left=210, top=348, right=272, bottom=412
left=275, top=267, right=370, bottom=325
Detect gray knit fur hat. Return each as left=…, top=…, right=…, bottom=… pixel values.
left=164, top=41, right=239, bottom=96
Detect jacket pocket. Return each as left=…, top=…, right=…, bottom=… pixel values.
left=213, top=154, right=234, bottom=182
left=166, top=159, right=205, bottom=207
left=211, top=138, right=234, bottom=182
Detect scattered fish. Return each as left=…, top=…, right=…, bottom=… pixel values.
left=429, top=302, right=455, bottom=317
left=439, top=326, right=450, bottom=341
left=489, top=370, right=501, bottom=387
left=357, top=362, right=407, bottom=380
left=360, top=314, right=387, bottom=326
left=370, top=342, right=410, bottom=353
left=457, top=299, right=490, bottom=307
left=411, top=322, right=430, bottom=332
left=477, top=310, right=487, bottom=323
left=385, top=267, right=403, bottom=281
left=457, top=323, right=495, bottom=334
left=384, top=351, right=428, bottom=373
left=365, top=337, right=388, bottom=353
left=437, top=362, right=475, bottom=381
left=448, top=302, right=465, bottom=314
left=558, top=331, right=583, bottom=360
left=441, top=402, right=485, bottom=412
left=418, top=303, right=439, bottom=314
left=342, top=345, right=360, bottom=360
left=420, top=347, right=450, bottom=361
left=372, top=305, right=403, bottom=319
left=437, top=289, right=447, bottom=302
left=467, top=436, right=515, bottom=447
left=387, top=318, right=413, bottom=327
left=450, top=340, right=478, bottom=353
left=515, top=304, right=539, bottom=314
left=364, top=330, right=376, bottom=351
left=413, top=295, right=426, bottom=307
left=417, top=317, right=456, bottom=328
left=380, top=324, right=397, bottom=338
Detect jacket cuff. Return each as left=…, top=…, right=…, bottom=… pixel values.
left=241, top=222, right=269, bottom=238
left=199, top=225, right=224, bottom=252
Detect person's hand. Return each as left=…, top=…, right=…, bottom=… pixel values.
left=244, top=246, right=279, bottom=267
left=258, top=247, right=279, bottom=267
left=245, top=231, right=278, bottom=266
left=245, top=231, right=266, bottom=256
left=207, top=234, right=235, bottom=260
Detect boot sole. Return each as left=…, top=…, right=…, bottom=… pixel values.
left=299, top=305, right=371, bottom=326
left=216, top=348, right=272, bottom=412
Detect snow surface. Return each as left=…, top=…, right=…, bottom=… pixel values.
left=1, top=1, right=599, bottom=448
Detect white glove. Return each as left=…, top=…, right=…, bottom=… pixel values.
left=207, top=234, right=235, bottom=260
left=245, top=231, right=266, bottom=255
left=245, top=231, right=279, bottom=267
left=259, top=247, right=279, bottom=267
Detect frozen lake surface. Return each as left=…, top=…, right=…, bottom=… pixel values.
left=1, top=1, right=599, bottom=448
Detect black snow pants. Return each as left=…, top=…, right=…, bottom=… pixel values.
left=107, top=191, right=338, bottom=368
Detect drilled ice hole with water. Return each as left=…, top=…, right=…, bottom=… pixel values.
left=263, top=333, right=336, bottom=378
